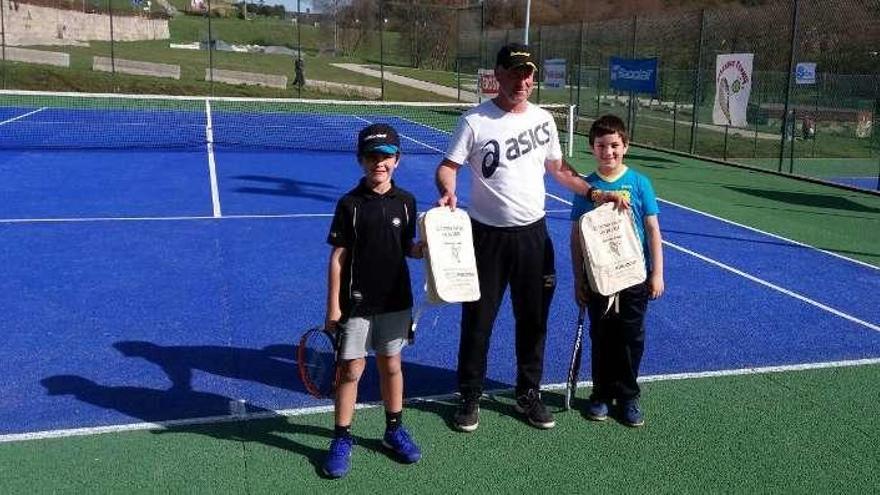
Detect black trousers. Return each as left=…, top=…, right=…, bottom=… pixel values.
left=586, top=281, right=649, bottom=402
left=458, top=218, right=556, bottom=398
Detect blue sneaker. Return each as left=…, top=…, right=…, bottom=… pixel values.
left=586, top=399, right=609, bottom=421
left=322, top=436, right=354, bottom=479
left=621, top=399, right=645, bottom=427
left=382, top=426, right=422, bottom=464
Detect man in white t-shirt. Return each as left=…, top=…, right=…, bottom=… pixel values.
left=436, top=43, right=616, bottom=432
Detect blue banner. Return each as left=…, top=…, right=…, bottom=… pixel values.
left=609, top=57, right=658, bottom=94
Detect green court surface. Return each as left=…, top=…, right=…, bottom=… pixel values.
left=2, top=365, right=878, bottom=492
left=2, top=144, right=879, bottom=493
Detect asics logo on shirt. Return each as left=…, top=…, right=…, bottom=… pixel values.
left=480, top=121, right=553, bottom=179
left=504, top=121, right=552, bottom=161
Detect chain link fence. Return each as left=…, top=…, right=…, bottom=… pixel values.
left=0, top=0, right=877, bottom=190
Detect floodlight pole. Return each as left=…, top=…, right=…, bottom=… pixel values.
left=207, top=0, right=214, bottom=96
left=523, top=0, right=530, bottom=44
left=108, top=0, right=116, bottom=79
left=1, top=0, right=7, bottom=89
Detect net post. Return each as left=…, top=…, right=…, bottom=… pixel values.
left=567, top=104, right=575, bottom=158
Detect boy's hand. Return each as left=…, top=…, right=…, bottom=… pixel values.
left=324, top=319, right=340, bottom=333
left=574, top=275, right=589, bottom=308
left=649, top=273, right=665, bottom=300
left=601, top=191, right=630, bottom=211
left=409, top=240, right=426, bottom=259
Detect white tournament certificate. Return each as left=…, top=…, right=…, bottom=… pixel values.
left=419, top=207, right=481, bottom=304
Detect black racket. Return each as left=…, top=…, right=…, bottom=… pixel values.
left=297, top=326, right=339, bottom=399
left=564, top=307, right=586, bottom=411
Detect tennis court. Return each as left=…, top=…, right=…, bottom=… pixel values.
left=1, top=91, right=878, bottom=491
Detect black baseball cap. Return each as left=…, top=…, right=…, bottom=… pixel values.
left=357, top=123, right=400, bottom=155
left=496, top=43, right=538, bottom=71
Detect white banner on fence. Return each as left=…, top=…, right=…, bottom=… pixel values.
left=478, top=69, right=499, bottom=99
left=795, top=62, right=817, bottom=85
left=712, top=53, right=754, bottom=127
left=544, top=59, right=566, bottom=89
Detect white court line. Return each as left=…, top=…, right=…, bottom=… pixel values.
left=0, top=107, right=47, bottom=126
left=204, top=100, right=222, bottom=218
left=0, top=213, right=333, bottom=225
left=3, top=357, right=877, bottom=443
left=658, top=198, right=879, bottom=272
left=666, top=240, right=879, bottom=333
left=352, top=114, right=445, bottom=154
left=545, top=192, right=879, bottom=332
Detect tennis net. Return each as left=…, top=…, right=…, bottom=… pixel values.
left=0, top=90, right=575, bottom=154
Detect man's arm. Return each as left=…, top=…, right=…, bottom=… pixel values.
left=436, top=158, right=461, bottom=209
left=546, top=158, right=590, bottom=197
left=545, top=158, right=629, bottom=209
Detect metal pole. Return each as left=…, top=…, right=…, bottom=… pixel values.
left=575, top=21, right=584, bottom=113
left=628, top=15, right=637, bottom=141
left=778, top=0, right=799, bottom=172
left=535, top=25, right=541, bottom=103
left=524, top=0, right=530, bottom=44
left=1, top=0, right=7, bottom=89
left=456, top=6, right=461, bottom=101
left=207, top=0, right=214, bottom=96
left=380, top=0, right=385, bottom=100
left=297, top=0, right=302, bottom=98
left=689, top=9, right=705, bottom=154
left=109, top=0, right=116, bottom=80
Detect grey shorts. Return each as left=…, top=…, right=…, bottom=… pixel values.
left=339, top=309, right=411, bottom=360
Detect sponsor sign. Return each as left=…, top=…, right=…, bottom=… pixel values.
left=478, top=69, right=498, bottom=98
left=609, top=57, right=658, bottom=94
left=543, top=58, right=566, bottom=89
left=795, top=62, right=816, bottom=85
left=712, top=53, right=754, bottom=127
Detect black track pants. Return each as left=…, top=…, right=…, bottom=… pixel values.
left=457, top=218, right=556, bottom=398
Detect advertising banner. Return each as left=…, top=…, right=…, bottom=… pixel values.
left=712, top=53, right=754, bottom=127
left=609, top=57, right=658, bottom=94
left=478, top=69, right=498, bottom=98
left=544, top=58, right=566, bottom=89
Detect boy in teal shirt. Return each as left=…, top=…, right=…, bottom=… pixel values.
left=569, top=115, right=665, bottom=427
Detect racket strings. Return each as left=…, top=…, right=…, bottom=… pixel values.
left=298, top=329, right=338, bottom=397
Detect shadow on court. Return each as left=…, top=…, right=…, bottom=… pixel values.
left=38, top=374, right=380, bottom=475
left=725, top=186, right=880, bottom=213
left=231, top=175, right=339, bottom=202
left=627, top=153, right=679, bottom=165
left=39, top=340, right=510, bottom=471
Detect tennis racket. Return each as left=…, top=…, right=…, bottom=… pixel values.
left=297, top=326, right=340, bottom=399
left=564, top=307, right=587, bottom=411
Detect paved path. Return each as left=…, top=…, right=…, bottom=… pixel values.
left=332, top=63, right=478, bottom=102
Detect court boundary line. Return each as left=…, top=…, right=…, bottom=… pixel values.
left=545, top=192, right=877, bottom=271
left=0, top=213, right=334, bottom=224
left=0, top=107, right=47, bottom=126
left=658, top=198, right=879, bottom=271
left=546, top=192, right=878, bottom=331
left=352, top=114, right=445, bottom=154
left=665, top=240, right=879, bottom=332
left=2, top=357, right=877, bottom=444
left=204, top=100, right=222, bottom=218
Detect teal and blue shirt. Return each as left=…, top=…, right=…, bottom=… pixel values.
left=570, top=167, right=659, bottom=266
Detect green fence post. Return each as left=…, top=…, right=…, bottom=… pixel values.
left=1, top=0, right=6, bottom=89
left=380, top=0, right=385, bottom=101
left=689, top=9, right=705, bottom=155
left=778, top=0, right=800, bottom=172
left=109, top=0, right=116, bottom=84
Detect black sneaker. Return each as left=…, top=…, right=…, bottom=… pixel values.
left=514, top=389, right=556, bottom=429
left=453, top=396, right=480, bottom=432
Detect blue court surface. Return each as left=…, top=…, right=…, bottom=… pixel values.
left=1, top=107, right=879, bottom=438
